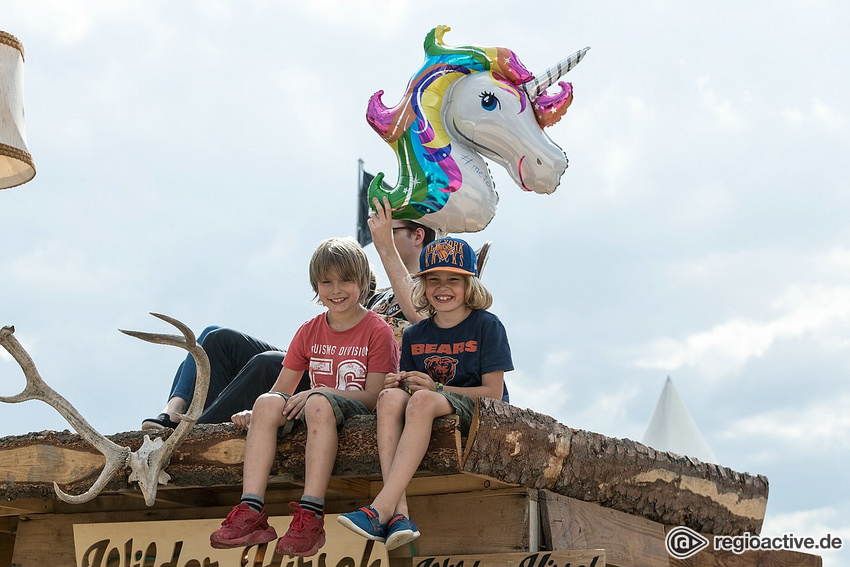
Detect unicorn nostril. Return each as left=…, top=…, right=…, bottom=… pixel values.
left=537, top=158, right=543, bottom=166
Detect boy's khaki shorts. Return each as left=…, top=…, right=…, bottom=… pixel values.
left=440, top=390, right=476, bottom=436
left=272, top=390, right=370, bottom=437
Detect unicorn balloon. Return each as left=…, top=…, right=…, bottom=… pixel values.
left=367, top=25, right=588, bottom=234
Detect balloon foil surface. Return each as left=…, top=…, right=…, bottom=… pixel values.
left=365, top=25, right=584, bottom=234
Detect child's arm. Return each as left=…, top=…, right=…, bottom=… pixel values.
left=402, top=370, right=504, bottom=400
left=230, top=367, right=305, bottom=429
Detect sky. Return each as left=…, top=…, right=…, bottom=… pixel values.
left=1, top=1, right=848, bottom=564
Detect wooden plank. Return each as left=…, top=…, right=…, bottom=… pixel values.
left=670, top=547, right=822, bottom=566
left=0, top=499, right=52, bottom=516
left=389, top=488, right=536, bottom=559
left=463, top=399, right=768, bottom=536
left=0, top=532, right=13, bottom=567
left=11, top=507, right=236, bottom=566
left=665, top=525, right=823, bottom=567
left=11, top=490, right=535, bottom=566
left=371, top=473, right=517, bottom=498
left=539, top=490, right=668, bottom=567
left=407, top=551, right=605, bottom=567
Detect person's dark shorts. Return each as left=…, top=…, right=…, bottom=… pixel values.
left=272, top=390, right=371, bottom=436
left=440, top=390, right=476, bottom=436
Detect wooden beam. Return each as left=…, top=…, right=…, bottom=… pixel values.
left=666, top=525, right=823, bottom=567
left=404, top=551, right=606, bottom=567
left=670, top=547, right=822, bottom=567
left=539, top=490, right=668, bottom=567
left=462, top=399, right=769, bottom=536
left=10, top=490, right=538, bottom=566
left=371, top=473, right=517, bottom=498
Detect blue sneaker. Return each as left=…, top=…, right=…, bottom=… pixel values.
left=385, top=514, right=420, bottom=550
left=337, top=506, right=387, bottom=542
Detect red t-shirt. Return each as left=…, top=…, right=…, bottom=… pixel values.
left=283, top=310, right=400, bottom=391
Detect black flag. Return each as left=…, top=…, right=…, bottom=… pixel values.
left=356, top=160, right=392, bottom=247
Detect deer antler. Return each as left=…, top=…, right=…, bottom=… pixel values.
left=0, top=325, right=132, bottom=503
left=0, top=313, right=211, bottom=506
left=119, top=313, right=210, bottom=504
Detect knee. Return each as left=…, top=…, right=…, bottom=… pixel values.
left=405, top=390, right=442, bottom=417
left=245, top=351, right=286, bottom=376
left=251, top=393, right=285, bottom=422
left=197, top=325, right=221, bottom=344
left=303, top=394, right=335, bottom=425
left=201, top=327, right=234, bottom=350
left=377, top=388, right=408, bottom=416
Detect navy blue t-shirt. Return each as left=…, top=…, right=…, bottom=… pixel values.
left=400, top=309, right=512, bottom=402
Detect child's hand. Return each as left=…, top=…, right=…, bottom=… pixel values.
left=384, top=372, right=405, bottom=390
left=283, top=390, right=310, bottom=420
left=401, top=371, right=438, bottom=393
left=231, top=410, right=252, bottom=430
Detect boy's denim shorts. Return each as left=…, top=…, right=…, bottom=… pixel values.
left=272, top=390, right=370, bottom=436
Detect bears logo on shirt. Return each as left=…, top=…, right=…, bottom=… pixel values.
left=424, top=355, right=458, bottom=385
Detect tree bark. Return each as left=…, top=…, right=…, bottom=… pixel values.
left=462, top=398, right=768, bottom=536
left=0, top=415, right=461, bottom=501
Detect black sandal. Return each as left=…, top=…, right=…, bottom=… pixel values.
left=141, top=413, right=179, bottom=430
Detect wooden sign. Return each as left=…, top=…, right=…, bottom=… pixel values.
left=73, top=514, right=389, bottom=567
left=411, top=551, right=605, bottom=567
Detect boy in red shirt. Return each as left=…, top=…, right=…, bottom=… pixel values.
left=209, top=237, right=399, bottom=556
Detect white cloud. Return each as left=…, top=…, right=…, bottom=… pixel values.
left=5, top=241, right=128, bottom=293
left=720, top=394, right=850, bottom=451
left=781, top=107, right=804, bottom=126
left=761, top=506, right=850, bottom=567
left=811, top=97, right=843, bottom=129
left=698, top=74, right=744, bottom=130
left=7, top=0, right=133, bottom=44
left=779, top=98, right=843, bottom=130
left=633, top=284, right=850, bottom=380
left=289, top=0, right=409, bottom=32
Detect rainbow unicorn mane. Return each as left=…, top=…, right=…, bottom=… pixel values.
left=366, top=26, right=534, bottom=222
left=366, top=26, right=585, bottom=234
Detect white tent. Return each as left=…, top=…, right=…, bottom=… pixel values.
left=641, top=376, right=718, bottom=464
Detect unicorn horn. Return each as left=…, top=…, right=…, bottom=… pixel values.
left=524, top=46, right=590, bottom=100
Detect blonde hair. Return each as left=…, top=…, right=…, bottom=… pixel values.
left=411, top=272, right=493, bottom=317
left=309, top=237, right=372, bottom=306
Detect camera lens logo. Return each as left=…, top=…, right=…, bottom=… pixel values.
left=666, top=526, right=710, bottom=559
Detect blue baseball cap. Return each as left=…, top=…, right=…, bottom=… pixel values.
left=416, top=237, right=478, bottom=277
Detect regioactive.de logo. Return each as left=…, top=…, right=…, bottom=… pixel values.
left=665, top=526, right=710, bottom=559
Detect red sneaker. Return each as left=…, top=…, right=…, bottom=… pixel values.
left=276, top=502, right=326, bottom=557
left=210, top=503, right=278, bottom=549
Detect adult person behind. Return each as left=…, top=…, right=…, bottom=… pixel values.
left=140, top=197, right=435, bottom=430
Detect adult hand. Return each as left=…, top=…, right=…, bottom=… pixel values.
left=231, top=410, right=252, bottom=430
left=368, top=196, right=395, bottom=251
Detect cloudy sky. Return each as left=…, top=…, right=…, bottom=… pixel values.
left=2, top=2, right=848, bottom=564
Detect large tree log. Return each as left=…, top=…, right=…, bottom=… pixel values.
left=462, top=398, right=769, bottom=536
left=0, top=416, right=461, bottom=502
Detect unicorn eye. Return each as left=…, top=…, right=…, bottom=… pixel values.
left=479, top=91, right=501, bottom=111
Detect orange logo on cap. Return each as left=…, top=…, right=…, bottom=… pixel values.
left=425, top=240, right=465, bottom=268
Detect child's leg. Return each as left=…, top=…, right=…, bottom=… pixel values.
left=376, top=388, right=411, bottom=516
left=242, top=393, right=290, bottom=496
left=210, top=392, right=286, bottom=549
left=277, top=393, right=339, bottom=557
left=371, top=390, right=453, bottom=521
left=301, top=393, right=339, bottom=499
